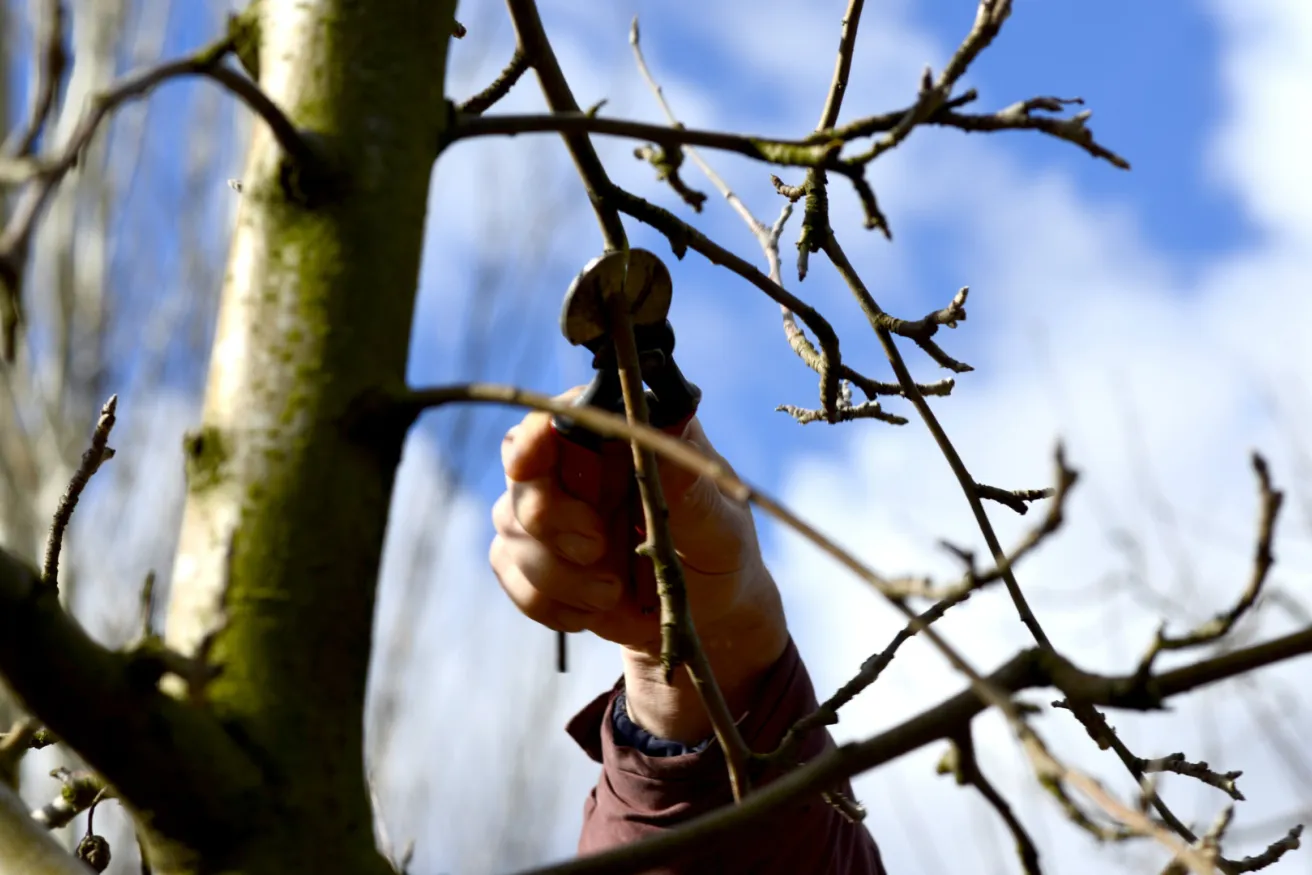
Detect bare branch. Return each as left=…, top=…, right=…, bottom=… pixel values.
left=447, top=112, right=844, bottom=172
left=42, top=395, right=117, bottom=590
left=1137, top=453, right=1283, bottom=676
left=607, top=186, right=846, bottom=417
left=0, top=548, right=267, bottom=849
left=1137, top=753, right=1245, bottom=802
left=0, top=36, right=318, bottom=360
left=776, top=400, right=906, bottom=426
left=2, top=0, right=67, bottom=158
left=457, top=49, right=529, bottom=116
left=977, top=482, right=1056, bottom=516
left=633, top=144, right=707, bottom=212
left=936, top=99, right=1130, bottom=169
left=764, top=593, right=963, bottom=763
left=31, top=768, right=105, bottom=830
left=823, top=233, right=1057, bottom=648
left=1224, top=824, right=1303, bottom=872
left=605, top=293, right=752, bottom=801
left=815, top=0, right=867, bottom=131
left=942, top=728, right=1042, bottom=875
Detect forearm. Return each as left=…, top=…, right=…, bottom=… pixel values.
left=620, top=571, right=789, bottom=744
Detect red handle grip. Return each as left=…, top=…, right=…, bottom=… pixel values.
left=550, top=410, right=697, bottom=618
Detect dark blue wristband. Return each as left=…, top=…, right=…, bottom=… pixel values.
left=612, top=689, right=715, bottom=757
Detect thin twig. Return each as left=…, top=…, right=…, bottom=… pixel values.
left=1137, top=453, right=1283, bottom=676
left=763, top=593, right=963, bottom=762
left=944, top=727, right=1042, bottom=875
left=2, top=0, right=67, bottom=158
left=42, top=395, right=117, bottom=589
left=977, top=482, right=1056, bottom=516
left=31, top=768, right=106, bottom=830
left=816, top=0, right=866, bottom=131
left=457, top=49, right=530, bottom=116
left=1137, top=753, right=1244, bottom=802
left=0, top=36, right=316, bottom=360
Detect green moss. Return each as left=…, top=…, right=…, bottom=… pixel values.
left=183, top=427, right=228, bottom=493
left=226, top=2, right=262, bottom=82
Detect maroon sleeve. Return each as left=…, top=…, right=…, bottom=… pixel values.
left=565, top=638, right=886, bottom=874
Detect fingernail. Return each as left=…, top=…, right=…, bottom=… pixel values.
left=582, top=576, right=620, bottom=610
left=557, top=532, right=602, bottom=565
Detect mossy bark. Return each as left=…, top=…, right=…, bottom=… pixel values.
left=157, top=1, right=458, bottom=871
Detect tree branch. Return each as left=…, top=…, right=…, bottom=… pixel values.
left=447, top=112, right=840, bottom=171
left=1137, top=453, right=1282, bottom=677
left=942, top=727, right=1042, bottom=875
left=1, top=0, right=67, bottom=158
left=41, top=395, right=116, bottom=590
left=0, top=780, right=92, bottom=875
left=457, top=49, right=530, bottom=116
left=388, top=382, right=1025, bottom=730
left=0, top=34, right=318, bottom=361
left=0, top=549, right=267, bottom=852
left=606, top=186, right=846, bottom=416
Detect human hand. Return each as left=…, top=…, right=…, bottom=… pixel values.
left=489, top=390, right=788, bottom=741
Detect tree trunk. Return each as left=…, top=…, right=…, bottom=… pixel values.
left=157, top=1, right=457, bottom=871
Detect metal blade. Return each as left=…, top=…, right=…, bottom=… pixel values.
left=559, top=248, right=672, bottom=347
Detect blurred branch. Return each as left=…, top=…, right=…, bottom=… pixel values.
left=0, top=32, right=316, bottom=360
left=457, top=49, right=529, bottom=116
left=2, top=0, right=67, bottom=158
left=0, top=543, right=265, bottom=850
left=1136, top=754, right=1244, bottom=802
left=1137, top=453, right=1282, bottom=677
left=0, top=779, right=92, bottom=875
left=41, top=394, right=116, bottom=590
left=30, top=767, right=106, bottom=830
left=977, top=482, right=1056, bottom=516
left=941, top=728, right=1042, bottom=875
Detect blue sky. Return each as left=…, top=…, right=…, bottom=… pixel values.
left=16, top=1, right=1310, bottom=873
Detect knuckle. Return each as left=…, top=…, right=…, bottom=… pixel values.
left=491, top=491, right=516, bottom=533
left=511, top=480, right=553, bottom=537
left=487, top=532, right=511, bottom=576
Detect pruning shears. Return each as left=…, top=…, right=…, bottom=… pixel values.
left=550, top=249, right=702, bottom=672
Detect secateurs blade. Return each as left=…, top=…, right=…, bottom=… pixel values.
left=550, top=249, right=702, bottom=673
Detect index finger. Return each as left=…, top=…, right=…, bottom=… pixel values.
left=501, top=386, right=586, bottom=483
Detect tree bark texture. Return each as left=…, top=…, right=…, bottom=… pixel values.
left=157, top=1, right=458, bottom=871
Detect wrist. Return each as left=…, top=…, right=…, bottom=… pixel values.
left=620, top=571, right=788, bottom=744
